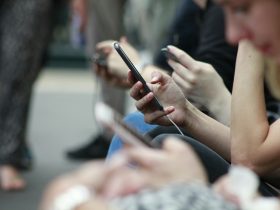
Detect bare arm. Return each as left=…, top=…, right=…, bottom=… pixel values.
left=231, top=40, right=280, bottom=177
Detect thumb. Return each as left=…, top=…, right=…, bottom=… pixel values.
left=151, top=71, right=170, bottom=84
left=120, top=36, right=128, bottom=43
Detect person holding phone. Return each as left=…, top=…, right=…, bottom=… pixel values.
left=66, top=0, right=127, bottom=160
left=39, top=0, right=280, bottom=208
left=128, top=0, right=280, bottom=196
left=105, top=0, right=238, bottom=158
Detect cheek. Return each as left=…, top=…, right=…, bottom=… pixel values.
left=248, top=3, right=280, bottom=42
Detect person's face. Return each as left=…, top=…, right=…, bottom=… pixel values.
left=215, top=0, right=280, bottom=63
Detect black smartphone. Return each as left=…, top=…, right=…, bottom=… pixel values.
left=92, top=52, right=107, bottom=67
left=161, top=47, right=179, bottom=62
left=113, top=42, right=164, bottom=111
left=95, top=102, right=160, bottom=148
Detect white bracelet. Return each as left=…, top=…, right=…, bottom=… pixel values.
left=50, top=185, right=92, bottom=210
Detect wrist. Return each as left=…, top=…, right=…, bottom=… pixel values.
left=182, top=100, right=198, bottom=128
left=206, top=89, right=231, bottom=124
left=51, top=185, right=93, bottom=210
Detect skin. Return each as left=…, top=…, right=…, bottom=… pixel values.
left=215, top=0, right=280, bottom=63
left=0, top=165, right=26, bottom=191
left=169, top=46, right=231, bottom=125
left=40, top=138, right=207, bottom=210
left=213, top=0, right=280, bottom=186
left=95, top=40, right=231, bottom=125
left=128, top=60, right=231, bottom=161
left=41, top=1, right=280, bottom=209
left=129, top=0, right=280, bottom=187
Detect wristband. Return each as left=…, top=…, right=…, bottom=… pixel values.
left=50, top=185, right=92, bottom=210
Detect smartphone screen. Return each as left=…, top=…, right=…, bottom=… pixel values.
left=113, top=42, right=164, bottom=111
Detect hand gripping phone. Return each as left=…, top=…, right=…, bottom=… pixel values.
left=95, top=102, right=160, bottom=148
left=92, top=52, right=107, bottom=67
left=113, top=42, right=164, bottom=111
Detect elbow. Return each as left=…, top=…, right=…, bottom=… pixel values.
left=231, top=154, right=271, bottom=176
left=231, top=148, right=270, bottom=176
left=231, top=155, right=255, bottom=171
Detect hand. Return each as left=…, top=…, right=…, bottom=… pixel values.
left=101, top=137, right=208, bottom=198
left=40, top=161, right=109, bottom=210
left=71, top=0, right=87, bottom=32
left=128, top=70, right=188, bottom=126
left=168, top=46, right=231, bottom=125
left=94, top=37, right=140, bottom=88
left=168, top=46, right=227, bottom=108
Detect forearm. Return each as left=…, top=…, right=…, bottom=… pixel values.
left=183, top=100, right=231, bottom=161
left=231, top=41, right=270, bottom=170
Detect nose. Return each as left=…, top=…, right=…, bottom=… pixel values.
left=225, top=13, right=253, bottom=45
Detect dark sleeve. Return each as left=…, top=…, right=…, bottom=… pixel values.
left=194, top=5, right=237, bottom=92
left=153, top=0, right=201, bottom=71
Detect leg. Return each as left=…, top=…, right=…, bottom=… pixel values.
left=0, top=0, right=52, bottom=190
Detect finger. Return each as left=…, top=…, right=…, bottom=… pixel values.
left=167, top=45, right=197, bottom=70
left=102, top=169, right=146, bottom=198
left=150, top=71, right=169, bottom=85
left=144, top=107, right=174, bottom=124
left=120, top=36, right=128, bottom=43
left=135, top=92, right=155, bottom=111
left=96, top=40, right=115, bottom=50
left=169, top=60, right=196, bottom=84
left=130, top=81, right=145, bottom=99
left=172, top=72, right=193, bottom=95
left=127, top=70, right=137, bottom=85
left=122, top=147, right=164, bottom=168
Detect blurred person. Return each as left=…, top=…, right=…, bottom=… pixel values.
left=66, top=0, right=181, bottom=160
left=0, top=0, right=54, bottom=190
left=41, top=138, right=240, bottom=210
left=40, top=138, right=279, bottom=210
left=66, top=0, right=127, bottom=160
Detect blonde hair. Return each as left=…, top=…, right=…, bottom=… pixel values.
left=264, top=58, right=280, bottom=100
